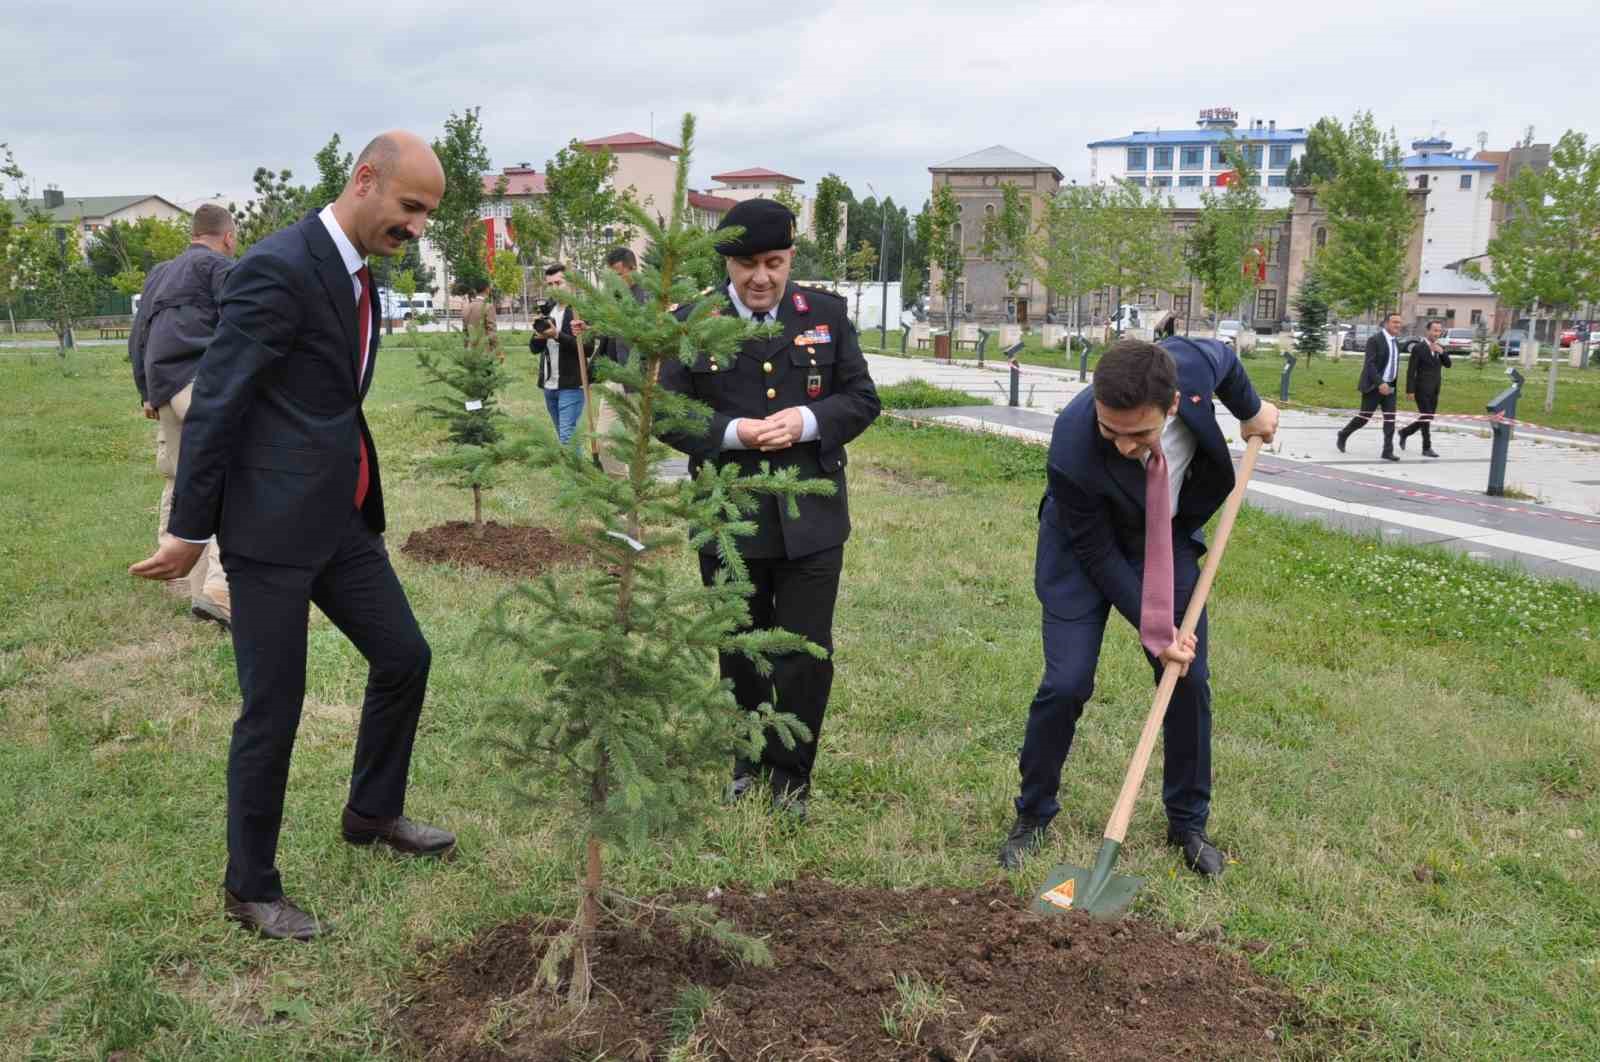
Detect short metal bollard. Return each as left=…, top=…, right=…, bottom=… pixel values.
left=1003, top=340, right=1025, bottom=407
left=1485, top=368, right=1524, bottom=497
left=976, top=328, right=992, bottom=367
left=899, top=326, right=910, bottom=354
left=1078, top=340, right=1090, bottom=383
left=1279, top=351, right=1297, bottom=403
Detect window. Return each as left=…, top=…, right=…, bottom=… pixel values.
left=1211, top=146, right=1228, bottom=167
left=1179, top=175, right=1203, bottom=188
left=1460, top=174, right=1473, bottom=190
left=1126, top=176, right=1146, bottom=187
left=953, top=222, right=963, bottom=249
left=1151, top=176, right=1172, bottom=188
left=1127, top=147, right=1147, bottom=170
left=1316, top=227, right=1327, bottom=249
left=1153, top=147, right=1173, bottom=170
left=1445, top=308, right=1456, bottom=322
left=1426, top=307, right=1438, bottom=316
left=1256, top=289, right=1278, bottom=319
left=1270, top=145, right=1292, bottom=169
left=984, top=203, right=995, bottom=218
left=1416, top=175, right=1429, bottom=189
left=1172, top=293, right=1191, bottom=316
left=1470, top=309, right=1483, bottom=324
left=1181, top=146, right=1205, bottom=170
left=1244, top=144, right=1264, bottom=168
left=1268, top=174, right=1288, bottom=187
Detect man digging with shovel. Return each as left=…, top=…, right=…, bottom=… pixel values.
left=999, top=331, right=1277, bottom=886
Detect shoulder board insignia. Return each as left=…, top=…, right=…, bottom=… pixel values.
left=792, top=291, right=810, bottom=314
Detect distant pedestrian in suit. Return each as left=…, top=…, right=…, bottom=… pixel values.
left=1336, top=312, right=1405, bottom=461
left=998, top=336, right=1278, bottom=875
left=128, top=203, right=237, bottom=626
left=129, top=131, right=456, bottom=941
left=1397, top=319, right=1450, bottom=457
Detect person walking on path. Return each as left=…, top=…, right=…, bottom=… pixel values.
left=1336, top=312, right=1405, bottom=461
left=1397, top=318, right=1450, bottom=457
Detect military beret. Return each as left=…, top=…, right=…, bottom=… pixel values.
left=715, top=198, right=796, bottom=257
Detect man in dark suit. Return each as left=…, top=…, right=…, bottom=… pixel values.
left=130, top=131, right=455, bottom=940
left=998, top=336, right=1277, bottom=875
left=658, top=198, right=881, bottom=819
left=530, top=263, right=590, bottom=444
left=1397, top=318, right=1450, bottom=457
left=1336, top=312, right=1405, bottom=461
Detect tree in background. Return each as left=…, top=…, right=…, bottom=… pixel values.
left=490, top=248, right=524, bottom=325
left=980, top=182, right=1032, bottom=323
left=509, top=202, right=556, bottom=320
left=539, top=140, right=635, bottom=280
left=1183, top=147, right=1283, bottom=337
left=844, top=238, right=878, bottom=325
left=902, top=199, right=930, bottom=310
left=918, top=184, right=963, bottom=331
left=86, top=216, right=191, bottom=296
left=430, top=107, right=494, bottom=331
left=1283, top=117, right=1351, bottom=187
left=483, top=114, right=819, bottom=1005
left=394, top=267, right=419, bottom=345
left=1475, top=130, right=1600, bottom=412
left=1293, top=263, right=1332, bottom=360
left=768, top=184, right=822, bottom=278
left=845, top=193, right=908, bottom=282
left=811, top=174, right=849, bottom=283
left=1102, top=181, right=1181, bottom=332
left=306, top=134, right=352, bottom=211
left=1035, top=183, right=1110, bottom=348
left=415, top=309, right=513, bottom=531
left=1316, top=112, right=1415, bottom=320
left=11, top=217, right=101, bottom=353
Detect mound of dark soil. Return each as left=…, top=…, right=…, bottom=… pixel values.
left=401, top=521, right=596, bottom=578
left=400, top=879, right=1300, bottom=1061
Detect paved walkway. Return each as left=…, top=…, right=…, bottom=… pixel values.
left=868, top=353, right=1600, bottom=589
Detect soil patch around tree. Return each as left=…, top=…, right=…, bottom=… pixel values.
left=399, top=878, right=1305, bottom=1061
left=401, top=521, right=597, bottom=579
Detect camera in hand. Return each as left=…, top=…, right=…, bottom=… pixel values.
left=533, top=315, right=554, bottom=334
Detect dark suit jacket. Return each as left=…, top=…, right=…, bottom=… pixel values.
left=1358, top=330, right=1400, bottom=394
left=530, top=299, right=588, bottom=389
left=658, top=281, right=881, bottom=560
left=1035, top=336, right=1262, bottom=626
left=1403, top=337, right=1451, bottom=397
left=168, top=212, right=384, bottom=568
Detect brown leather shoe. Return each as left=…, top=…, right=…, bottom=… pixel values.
left=341, top=807, right=456, bottom=858
left=223, top=890, right=330, bottom=941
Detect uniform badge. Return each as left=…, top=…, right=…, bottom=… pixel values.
left=797, top=325, right=832, bottom=346
left=792, top=291, right=810, bottom=314
left=1190, top=393, right=1202, bottom=403
left=807, top=371, right=823, bottom=399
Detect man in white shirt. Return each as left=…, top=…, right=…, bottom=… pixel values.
left=531, top=263, right=588, bottom=444
left=1336, top=312, right=1405, bottom=461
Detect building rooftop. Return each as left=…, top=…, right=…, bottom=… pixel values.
left=20, top=193, right=183, bottom=222
left=1417, top=266, right=1496, bottom=296
left=483, top=168, right=546, bottom=196
left=688, top=190, right=738, bottom=212
left=579, top=132, right=681, bottom=155
left=1400, top=154, right=1499, bottom=171
left=1088, top=128, right=1307, bottom=147
left=711, top=167, right=803, bottom=185
left=930, top=145, right=1063, bottom=178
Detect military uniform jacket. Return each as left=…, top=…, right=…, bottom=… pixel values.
left=658, top=281, right=880, bottom=560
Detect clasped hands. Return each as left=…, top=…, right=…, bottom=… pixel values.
left=735, top=407, right=805, bottom=452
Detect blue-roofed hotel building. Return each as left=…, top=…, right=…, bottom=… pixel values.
left=1088, top=110, right=1308, bottom=209
left=1395, top=138, right=1500, bottom=331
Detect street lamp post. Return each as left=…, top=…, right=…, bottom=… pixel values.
left=867, top=183, right=890, bottom=349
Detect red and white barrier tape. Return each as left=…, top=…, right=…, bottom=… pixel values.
left=1278, top=400, right=1595, bottom=439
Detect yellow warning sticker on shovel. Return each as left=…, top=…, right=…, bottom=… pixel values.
left=1040, top=878, right=1076, bottom=911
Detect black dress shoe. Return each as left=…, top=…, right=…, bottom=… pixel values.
left=998, top=813, right=1052, bottom=870
left=724, top=774, right=757, bottom=804
left=224, top=890, right=330, bottom=941
left=1397, top=433, right=1407, bottom=450
left=1167, top=830, right=1225, bottom=877
left=341, top=807, right=456, bottom=858
left=770, top=777, right=810, bottom=822
left=1335, top=433, right=1347, bottom=453
left=1381, top=451, right=1400, bottom=462
left=1422, top=448, right=1440, bottom=458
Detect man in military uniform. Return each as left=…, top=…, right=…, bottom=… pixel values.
left=658, top=199, right=881, bottom=818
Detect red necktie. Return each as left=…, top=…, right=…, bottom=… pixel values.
left=1139, top=441, right=1175, bottom=657
left=353, top=266, right=372, bottom=509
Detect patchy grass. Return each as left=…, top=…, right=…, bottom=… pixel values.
left=0, top=341, right=1597, bottom=1059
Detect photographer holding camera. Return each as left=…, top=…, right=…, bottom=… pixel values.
left=530, top=262, right=589, bottom=445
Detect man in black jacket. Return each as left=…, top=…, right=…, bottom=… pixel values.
left=530, top=263, right=589, bottom=444
left=129, top=203, right=237, bottom=624
left=1336, top=312, right=1404, bottom=461
left=129, top=131, right=456, bottom=941
left=1397, top=319, right=1450, bottom=457
left=657, top=198, right=881, bottom=818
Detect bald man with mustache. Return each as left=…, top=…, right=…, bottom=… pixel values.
left=131, top=131, right=455, bottom=940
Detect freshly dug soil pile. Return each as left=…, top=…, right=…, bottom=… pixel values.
left=401, top=521, right=596, bottom=578
left=401, top=879, right=1300, bottom=1061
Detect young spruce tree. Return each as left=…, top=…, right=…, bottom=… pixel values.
left=483, top=114, right=827, bottom=1006
left=415, top=311, right=512, bottom=532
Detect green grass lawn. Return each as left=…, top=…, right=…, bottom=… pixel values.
left=2, top=340, right=1597, bottom=1059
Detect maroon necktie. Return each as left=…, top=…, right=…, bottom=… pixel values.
left=353, top=266, right=372, bottom=509
left=1139, top=441, right=1175, bottom=657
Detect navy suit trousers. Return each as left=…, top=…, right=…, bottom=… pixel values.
left=1016, top=542, right=1212, bottom=833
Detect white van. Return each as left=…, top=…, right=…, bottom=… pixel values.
left=378, top=288, right=434, bottom=319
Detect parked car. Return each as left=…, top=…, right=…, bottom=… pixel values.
left=1499, top=329, right=1526, bottom=357
left=1216, top=319, right=1243, bottom=346
left=1342, top=324, right=1378, bottom=352
left=1440, top=327, right=1477, bottom=354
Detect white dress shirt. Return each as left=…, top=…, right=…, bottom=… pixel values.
left=720, top=285, right=820, bottom=451
left=1143, top=411, right=1197, bottom=514
left=543, top=303, right=568, bottom=391
left=317, top=205, right=371, bottom=384
left=1383, top=330, right=1398, bottom=384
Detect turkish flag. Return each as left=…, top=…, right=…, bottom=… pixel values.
left=1216, top=170, right=1236, bottom=187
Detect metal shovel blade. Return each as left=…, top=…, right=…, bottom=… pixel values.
left=1030, top=839, right=1144, bottom=920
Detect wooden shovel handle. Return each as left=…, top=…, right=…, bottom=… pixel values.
left=1103, top=435, right=1264, bottom=845
left=575, top=333, right=601, bottom=460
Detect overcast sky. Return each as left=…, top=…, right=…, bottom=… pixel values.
left=7, top=1, right=1597, bottom=217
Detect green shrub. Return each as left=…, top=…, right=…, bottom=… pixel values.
left=876, top=379, right=989, bottom=410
